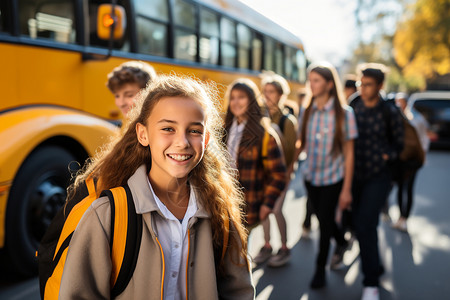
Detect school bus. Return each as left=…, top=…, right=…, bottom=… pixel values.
left=0, top=0, right=307, bottom=276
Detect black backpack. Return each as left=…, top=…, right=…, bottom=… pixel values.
left=278, top=107, right=295, bottom=133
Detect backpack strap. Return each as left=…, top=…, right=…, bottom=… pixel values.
left=100, top=185, right=142, bottom=298
left=261, top=131, right=270, bottom=170
left=221, top=215, right=230, bottom=262
left=278, top=113, right=288, bottom=133
left=53, top=181, right=98, bottom=261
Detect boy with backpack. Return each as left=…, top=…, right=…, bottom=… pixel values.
left=253, top=72, right=297, bottom=267
left=350, top=63, right=404, bottom=300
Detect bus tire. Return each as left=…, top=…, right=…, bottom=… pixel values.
left=5, top=146, right=76, bottom=277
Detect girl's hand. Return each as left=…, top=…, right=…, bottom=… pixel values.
left=339, top=189, right=352, bottom=210
left=259, top=205, right=272, bottom=221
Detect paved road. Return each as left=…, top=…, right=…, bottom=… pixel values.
left=1, top=150, right=450, bottom=300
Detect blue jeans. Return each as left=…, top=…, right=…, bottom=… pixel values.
left=352, top=172, right=391, bottom=287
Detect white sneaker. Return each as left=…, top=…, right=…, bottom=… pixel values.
left=361, top=287, right=379, bottom=300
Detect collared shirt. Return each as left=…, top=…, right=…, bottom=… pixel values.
left=301, top=97, right=358, bottom=186
left=147, top=178, right=198, bottom=300
left=226, top=118, right=247, bottom=167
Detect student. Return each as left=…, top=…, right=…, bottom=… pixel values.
left=223, top=78, right=287, bottom=231
left=59, top=75, right=255, bottom=299
left=299, top=62, right=357, bottom=289
left=107, top=60, right=157, bottom=117
left=392, top=92, right=429, bottom=232
left=253, top=73, right=297, bottom=267
left=343, top=74, right=358, bottom=101
left=350, top=64, right=404, bottom=300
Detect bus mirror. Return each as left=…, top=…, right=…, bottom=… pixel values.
left=97, top=4, right=126, bottom=41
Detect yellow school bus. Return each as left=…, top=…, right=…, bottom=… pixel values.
left=0, top=0, right=307, bottom=276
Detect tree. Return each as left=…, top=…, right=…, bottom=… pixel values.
left=393, top=0, right=450, bottom=80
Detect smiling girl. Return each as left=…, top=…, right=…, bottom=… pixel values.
left=223, top=78, right=287, bottom=231
left=59, top=75, right=254, bottom=299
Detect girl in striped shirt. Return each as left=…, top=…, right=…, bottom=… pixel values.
left=298, top=62, right=358, bottom=289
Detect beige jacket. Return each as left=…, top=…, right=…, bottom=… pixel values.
left=59, top=165, right=255, bottom=300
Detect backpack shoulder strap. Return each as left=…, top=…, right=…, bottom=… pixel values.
left=100, top=185, right=142, bottom=298
left=221, top=215, right=230, bottom=262
left=261, top=131, right=270, bottom=170
left=279, top=113, right=288, bottom=133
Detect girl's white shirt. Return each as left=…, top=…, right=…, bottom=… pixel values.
left=147, top=177, right=198, bottom=300
left=227, top=118, right=247, bottom=168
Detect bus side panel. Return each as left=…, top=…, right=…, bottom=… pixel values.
left=0, top=107, right=117, bottom=247
left=0, top=44, right=83, bottom=112
left=0, top=44, right=19, bottom=107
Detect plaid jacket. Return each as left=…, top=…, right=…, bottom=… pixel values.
left=231, top=126, right=287, bottom=226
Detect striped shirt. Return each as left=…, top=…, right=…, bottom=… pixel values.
left=301, top=97, right=358, bottom=186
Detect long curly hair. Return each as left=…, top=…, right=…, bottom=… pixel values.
left=72, top=75, right=248, bottom=267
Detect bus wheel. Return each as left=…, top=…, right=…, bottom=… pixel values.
left=5, top=146, right=76, bottom=277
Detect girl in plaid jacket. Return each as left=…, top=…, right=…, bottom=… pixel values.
left=223, top=78, right=287, bottom=229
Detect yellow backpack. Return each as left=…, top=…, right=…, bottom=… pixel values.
left=38, top=176, right=230, bottom=299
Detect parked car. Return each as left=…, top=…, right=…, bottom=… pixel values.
left=407, top=91, right=450, bottom=148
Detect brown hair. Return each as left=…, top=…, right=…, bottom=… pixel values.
left=260, top=71, right=291, bottom=107
left=300, top=62, right=347, bottom=156
left=357, top=62, right=388, bottom=85
left=106, top=61, right=157, bottom=93
left=74, top=75, right=248, bottom=267
left=223, top=78, right=271, bottom=150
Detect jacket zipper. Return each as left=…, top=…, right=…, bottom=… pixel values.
left=155, top=236, right=165, bottom=300
left=185, top=229, right=190, bottom=300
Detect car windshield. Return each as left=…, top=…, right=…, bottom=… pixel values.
left=414, top=99, right=450, bottom=122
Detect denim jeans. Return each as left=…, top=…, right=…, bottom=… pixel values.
left=352, top=172, right=391, bottom=287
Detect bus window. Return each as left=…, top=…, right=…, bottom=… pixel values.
left=88, top=0, right=129, bottom=50
left=173, top=0, right=196, bottom=29
left=252, top=34, right=262, bottom=71
left=220, top=17, right=236, bottom=68
left=135, top=0, right=169, bottom=22
left=19, top=0, right=76, bottom=44
left=199, top=8, right=219, bottom=65
left=237, top=24, right=251, bottom=70
left=173, top=0, right=197, bottom=62
left=135, top=0, right=169, bottom=56
left=285, top=47, right=293, bottom=80
left=174, top=30, right=197, bottom=61
left=136, top=18, right=167, bottom=56
left=296, top=49, right=307, bottom=83
left=264, top=36, right=274, bottom=71
left=0, top=2, right=7, bottom=33
left=275, top=42, right=284, bottom=75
